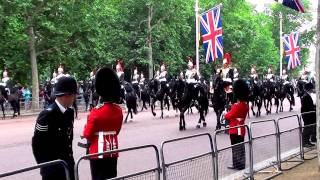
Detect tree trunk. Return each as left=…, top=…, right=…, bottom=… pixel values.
left=147, top=5, right=153, bottom=79
left=316, top=0, right=320, bottom=171
left=28, top=26, right=40, bottom=110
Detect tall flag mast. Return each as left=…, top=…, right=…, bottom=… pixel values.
left=195, top=0, right=200, bottom=75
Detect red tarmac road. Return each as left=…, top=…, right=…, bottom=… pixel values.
left=0, top=98, right=304, bottom=180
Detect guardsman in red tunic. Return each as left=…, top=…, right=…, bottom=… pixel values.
left=224, top=79, right=249, bottom=170
left=83, top=67, right=123, bottom=180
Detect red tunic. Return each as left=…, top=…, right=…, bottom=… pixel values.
left=83, top=103, right=123, bottom=158
left=224, top=101, right=249, bottom=137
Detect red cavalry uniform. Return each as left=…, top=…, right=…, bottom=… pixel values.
left=224, top=101, right=249, bottom=137
left=83, top=103, right=123, bottom=158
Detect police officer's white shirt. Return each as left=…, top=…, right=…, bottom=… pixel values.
left=55, top=99, right=67, bottom=113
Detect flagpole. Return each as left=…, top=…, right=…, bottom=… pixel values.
left=279, top=12, right=283, bottom=77
left=195, top=0, right=200, bottom=75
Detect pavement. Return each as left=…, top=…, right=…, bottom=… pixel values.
left=274, top=156, right=320, bottom=180
left=0, top=97, right=317, bottom=180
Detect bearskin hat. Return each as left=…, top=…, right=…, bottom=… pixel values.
left=304, top=82, right=314, bottom=92
left=233, top=79, right=249, bottom=101
left=95, top=67, right=120, bottom=103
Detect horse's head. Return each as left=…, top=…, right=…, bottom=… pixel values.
left=212, top=74, right=223, bottom=90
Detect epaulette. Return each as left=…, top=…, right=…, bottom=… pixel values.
left=95, top=103, right=104, bottom=109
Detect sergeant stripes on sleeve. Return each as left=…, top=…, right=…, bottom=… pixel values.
left=36, top=123, right=48, bottom=132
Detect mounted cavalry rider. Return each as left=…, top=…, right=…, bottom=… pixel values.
left=0, top=68, right=12, bottom=95
left=116, top=59, right=125, bottom=83
left=185, top=57, right=197, bottom=84
left=266, top=65, right=275, bottom=82
left=299, top=70, right=309, bottom=83
left=221, top=53, right=234, bottom=97
left=250, top=65, right=259, bottom=83
left=132, top=67, right=140, bottom=97
left=139, top=73, right=146, bottom=85
left=154, top=70, right=160, bottom=80
left=233, top=68, right=239, bottom=81
left=159, top=62, right=169, bottom=94
left=281, top=69, right=290, bottom=85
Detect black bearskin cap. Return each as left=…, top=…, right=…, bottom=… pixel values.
left=54, top=76, right=77, bottom=96
left=95, top=67, right=120, bottom=103
left=233, top=79, right=249, bottom=101
left=304, top=82, right=314, bottom=92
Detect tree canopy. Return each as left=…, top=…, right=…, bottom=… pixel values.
left=0, top=0, right=315, bottom=85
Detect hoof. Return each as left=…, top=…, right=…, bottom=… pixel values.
left=196, top=124, right=201, bottom=129
left=152, top=112, right=156, bottom=117
left=179, top=126, right=183, bottom=131
left=216, top=125, right=221, bottom=130
left=203, top=122, right=207, bottom=127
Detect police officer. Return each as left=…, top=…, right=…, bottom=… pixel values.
left=83, top=67, right=123, bottom=180
left=32, top=76, right=77, bottom=180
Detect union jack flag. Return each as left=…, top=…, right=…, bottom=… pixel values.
left=200, top=5, right=223, bottom=63
left=283, top=32, right=301, bottom=70
left=275, top=0, right=305, bottom=13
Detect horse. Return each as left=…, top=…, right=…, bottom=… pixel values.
left=177, top=81, right=209, bottom=130
left=168, top=77, right=185, bottom=114
left=274, top=79, right=295, bottom=113
left=247, top=79, right=263, bottom=117
left=296, top=79, right=307, bottom=98
left=261, top=79, right=275, bottom=115
left=121, top=81, right=137, bottom=123
left=211, top=73, right=228, bottom=130
left=44, top=81, right=55, bottom=108
left=149, top=79, right=170, bottom=119
left=3, top=83, right=20, bottom=118
left=0, top=86, right=7, bottom=118
left=139, top=82, right=150, bottom=111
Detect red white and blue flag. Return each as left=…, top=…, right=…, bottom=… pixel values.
left=200, top=5, right=223, bottom=63
left=283, top=32, right=301, bottom=70
left=275, top=0, right=305, bottom=13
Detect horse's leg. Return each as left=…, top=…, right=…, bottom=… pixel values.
left=251, top=101, right=256, bottom=117
left=151, top=98, right=156, bottom=116
left=179, top=108, right=186, bottom=130
left=1, top=103, right=5, bottom=119
left=264, top=99, right=268, bottom=115
left=160, top=100, right=164, bottom=119
left=215, top=109, right=222, bottom=130
left=124, top=110, right=130, bottom=123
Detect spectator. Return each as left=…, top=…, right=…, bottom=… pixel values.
left=225, top=79, right=249, bottom=170
left=83, top=67, right=123, bottom=180
left=23, top=87, right=31, bottom=110
left=301, top=82, right=316, bottom=147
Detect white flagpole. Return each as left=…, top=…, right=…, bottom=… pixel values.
left=279, top=12, right=284, bottom=77
left=195, top=0, right=200, bottom=76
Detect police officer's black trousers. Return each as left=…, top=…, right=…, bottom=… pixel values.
left=230, top=134, right=245, bottom=169
left=90, top=157, right=118, bottom=180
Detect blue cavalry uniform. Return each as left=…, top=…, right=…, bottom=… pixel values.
left=32, top=76, right=77, bottom=180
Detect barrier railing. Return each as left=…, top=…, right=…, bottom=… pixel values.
left=213, top=125, right=253, bottom=180
left=249, top=119, right=282, bottom=179
left=276, top=114, right=304, bottom=171
left=0, top=159, right=70, bottom=180
left=160, top=133, right=214, bottom=180
left=299, top=111, right=317, bottom=160
left=75, top=145, right=161, bottom=180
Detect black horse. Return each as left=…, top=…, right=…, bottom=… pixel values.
left=44, top=81, right=55, bottom=108
left=121, top=81, right=137, bottom=123
left=139, top=82, right=150, bottom=111
left=149, top=79, right=170, bottom=119
left=261, top=80, right=275, bottom=115
left=178, top=81, right=208, bottom=130
left=247, top=79, right=263, bottom=117
left=211, top=73, right=228, bottom=130
left=0, top=84, right=20, bottom=118
left=274, top=79, right=295, bottom=113
left=0, top=86, right=7, bottom=118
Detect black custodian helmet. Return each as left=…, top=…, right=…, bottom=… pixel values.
left=233, top=79, right=249, bottom=101
left=95, top=67, right=121, bottom=103
left=54, top=76, right=77, bottom=96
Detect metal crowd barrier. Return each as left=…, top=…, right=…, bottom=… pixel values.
left=213, top=125, right=253, bottom=180
left=249, top=119, right=282, bottom=179
left=160, top=133, right=215, bottom=180
left=299, top=111, right=317, bottom=160
left=276, top=114, right=304, bottom=171
left=0, top=159, right=70, bottom=180
left=75, top=145, right=161, bottom=180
